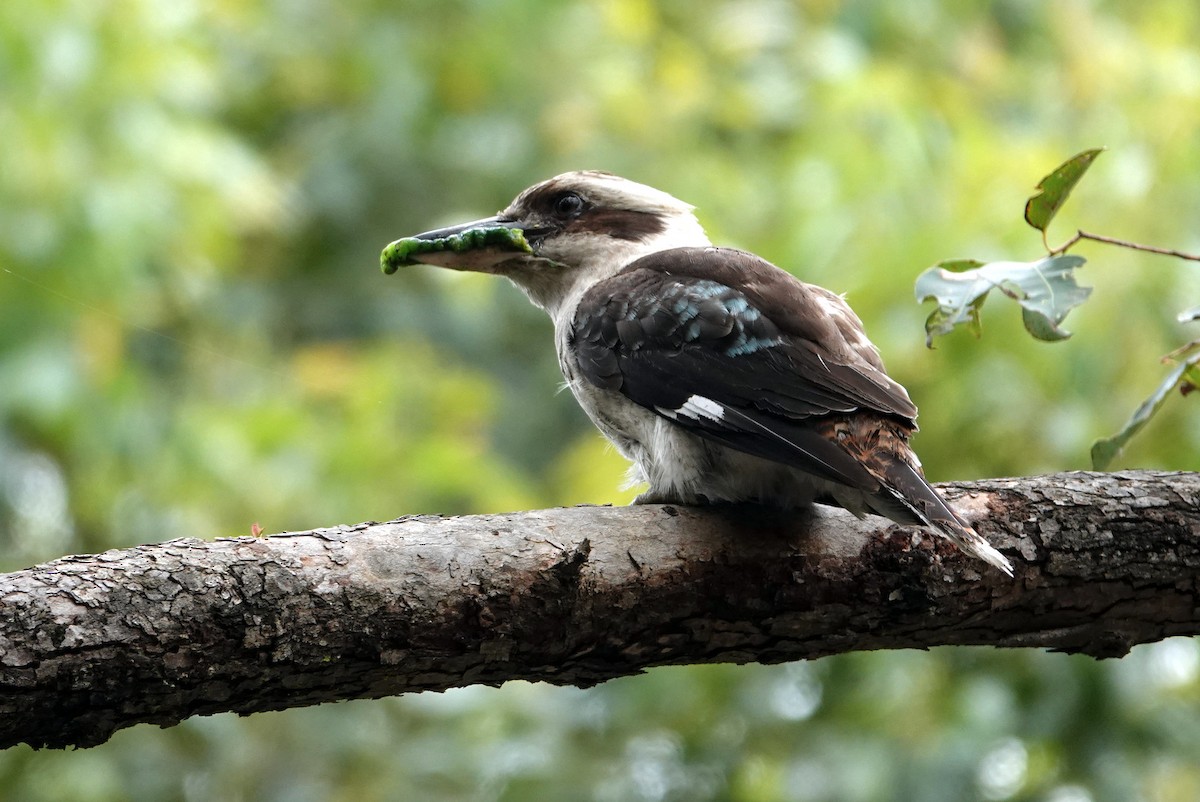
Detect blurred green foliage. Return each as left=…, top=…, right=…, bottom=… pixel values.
left=2, top=1, right=1199, bottom=799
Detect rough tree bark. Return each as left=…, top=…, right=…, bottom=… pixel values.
left=1, top=470, right=1197, bottom=750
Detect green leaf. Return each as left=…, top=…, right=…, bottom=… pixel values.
left=1183, top=365, right=1200, bottom=394
left=913, top=259, right=987, bottom=346
left=915, top=255, right=1091, bottom=347
left=936, top=258, right=989, bottom=273
left=1020, top=306, right=1071, bottom=342
left=1023, top=148, right=1105, bottom=233
left=1091, top=349, right=1200, bottom=469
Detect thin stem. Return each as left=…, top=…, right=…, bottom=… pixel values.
left=1051, top=230, right=1200, bottom=261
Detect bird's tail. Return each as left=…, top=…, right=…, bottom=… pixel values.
left=874, top=457, right=1014, bottom=576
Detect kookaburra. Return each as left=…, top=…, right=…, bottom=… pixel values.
left=384, top=171, right=1012, bottom=575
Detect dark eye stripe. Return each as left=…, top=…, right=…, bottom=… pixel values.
left=566, top=209, right=667, bottom=242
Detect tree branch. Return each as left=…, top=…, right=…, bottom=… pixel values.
left=1051, top=229, right=1200, bottom=261
left=2, top=470, right=1197, bottom=750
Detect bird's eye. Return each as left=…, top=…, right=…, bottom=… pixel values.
left=554, top=192, right=585, bottom=217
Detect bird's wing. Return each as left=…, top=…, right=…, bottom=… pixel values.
left=570, top=247, right=917, bottom=491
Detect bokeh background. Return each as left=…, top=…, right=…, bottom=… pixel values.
left=3, top=1, right=1200, bottom=799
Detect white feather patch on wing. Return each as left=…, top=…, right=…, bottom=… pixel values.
left=660, top=394, right=725, bottom=423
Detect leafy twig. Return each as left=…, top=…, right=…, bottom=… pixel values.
left=918, top=147, right=1200, bottom=469
left=1090, top=341, right=1200, bottom=469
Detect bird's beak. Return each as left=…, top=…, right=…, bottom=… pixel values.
left=381, top=215, right=536, bottom=275
left=410, top=215, right=507, bottom=241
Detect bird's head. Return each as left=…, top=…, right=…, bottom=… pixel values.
left=383, top=171, right=711, bottom=315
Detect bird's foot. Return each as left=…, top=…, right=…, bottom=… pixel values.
left=632, top=489, right=674, bottom=505
left=632, top=489, right=712, bottom=506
